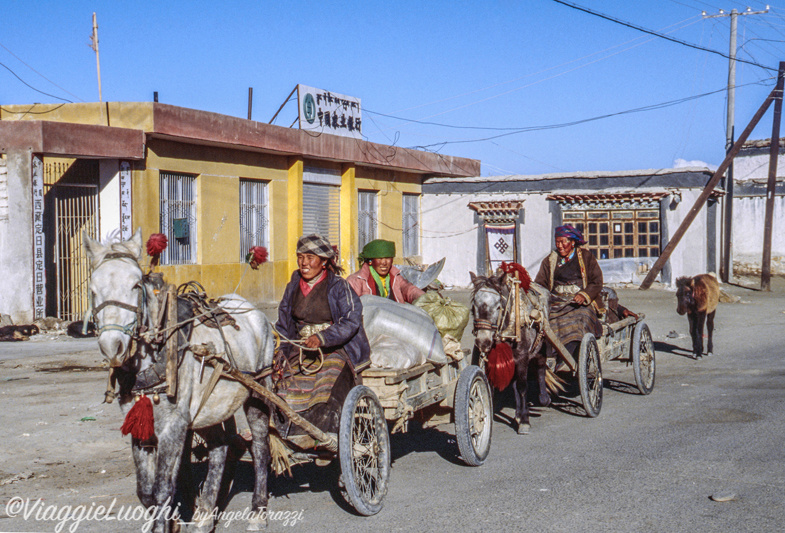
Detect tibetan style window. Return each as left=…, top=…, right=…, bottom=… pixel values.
left=160, top=171, right=197, bottom=265
left=358, top=190, right=377, bottom=250
left=549, top=193, right=666, bottom=260
left=240, top=179, right=269, bottom=261
left=469, top=200, right=524, bottom=274
left=402, top=194, right=420, bottom=257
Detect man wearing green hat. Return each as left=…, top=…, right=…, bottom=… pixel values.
left=347, top=239, right=424, bottom=304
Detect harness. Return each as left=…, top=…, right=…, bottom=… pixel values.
left=472, top=277, right=546, bottom=353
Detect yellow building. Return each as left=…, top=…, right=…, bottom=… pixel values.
left=0, top=102, right=478, bottom=322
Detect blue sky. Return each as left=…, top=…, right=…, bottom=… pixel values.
left=2, top=1, right=785, bottom=176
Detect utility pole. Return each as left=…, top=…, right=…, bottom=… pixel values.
left=703, top=6, right=768, bottom=282
left=89, top=12, right=102, bottom=102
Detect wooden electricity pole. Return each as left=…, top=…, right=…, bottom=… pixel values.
left=89, top=12, right=102, bottom=102
left=703, top=7, right=769, bottom=282
left=640, top=83, right=780, bottom=290
left=761, top=62, right=785, bottom=291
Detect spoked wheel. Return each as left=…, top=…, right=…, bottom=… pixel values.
left=338, top=385, right=391, bottom=516
left=632, top=322, right=656, bottom=395
left=454, top=365, right=493, bottom=466
left=578, top=333, right=603, bottom=418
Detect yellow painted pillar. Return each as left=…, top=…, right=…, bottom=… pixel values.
left=287, top=158, right=303, bottom=275
left=340, top=164, right=357, bottom=273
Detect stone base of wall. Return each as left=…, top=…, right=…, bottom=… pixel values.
left=733, top=255, right=785, bottom=276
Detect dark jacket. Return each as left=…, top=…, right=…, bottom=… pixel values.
left=534, top=247, right=604, bottom=307
left=276, top=270, right=370, bottom=371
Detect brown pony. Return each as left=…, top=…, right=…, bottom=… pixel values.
left=675, top=273, right=719, bottom=359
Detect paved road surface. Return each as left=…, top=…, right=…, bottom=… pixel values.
left=1, top=282, right=783, bottom=532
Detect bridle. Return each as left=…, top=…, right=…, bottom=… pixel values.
left=472, top=285, right=513, bottom=341
left=87, top=251, right=147, bottom=345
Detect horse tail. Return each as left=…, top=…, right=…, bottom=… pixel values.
left=544, top=367, right=566, bottom=395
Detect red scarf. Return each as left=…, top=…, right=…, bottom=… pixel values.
left=299, top=269, right=327, bottom=297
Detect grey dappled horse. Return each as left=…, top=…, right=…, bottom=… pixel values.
left=470, top=271, right=551, bottom=434
left=85, top=229, right=275, bottom=532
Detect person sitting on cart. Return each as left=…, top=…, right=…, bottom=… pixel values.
left=346, top=239, right=424, bottom=304
left=534, top=224, right=604, bottom=357
left=252, top=234, right=371, bottom=436
left=274, top=233, right=371, bottom=375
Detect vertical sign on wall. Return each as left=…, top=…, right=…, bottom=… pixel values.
left=119, top=161, right=132, bottom=239
left=31, top=155, right=46, bottom=320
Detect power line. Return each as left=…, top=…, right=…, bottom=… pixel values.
left=550, top=0, right=777, bottom=72
left=408, top=79, right=773, bottom=150
left=0, top=41, right=83, bottom=102
left=0, top=61, right=72, bottom=103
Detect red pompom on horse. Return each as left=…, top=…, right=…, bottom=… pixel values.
left=500, top=261, right=531, bottom=293
left=246, top=246, right=269, bottom=269
left=146, top=233, right=168, bottom=271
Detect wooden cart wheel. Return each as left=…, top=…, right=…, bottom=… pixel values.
left=632, top=322, right=656, bottom=395
left=338, top=385, right=391, bottom=516
left=578, top=333, right=603, bottom=418
left=454, top=365, right=493, bottom=466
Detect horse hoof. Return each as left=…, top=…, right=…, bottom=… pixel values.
left=539, top=393, right=551, bottom=407
left=246, top=514, right=269, bottom=531
left=706, top=352, right=714, bottom=357
left=517, top=423, right=531, bottom=435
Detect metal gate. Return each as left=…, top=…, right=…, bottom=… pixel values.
left=44, top=159, right=99, bottom=321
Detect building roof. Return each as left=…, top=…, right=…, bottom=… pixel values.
left=424, top=166, right=712, bottom=184
left=0, top=102, right=479, bottom=177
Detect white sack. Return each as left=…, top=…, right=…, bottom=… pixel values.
left=369, top=334, right=424, bottom=369
left=361, top=295, right=449, bottom=365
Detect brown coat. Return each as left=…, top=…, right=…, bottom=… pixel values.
left=534, top=247, right=604, bottom=308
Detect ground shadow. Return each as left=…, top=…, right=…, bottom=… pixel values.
left=654, top=340, right=695, bottom=359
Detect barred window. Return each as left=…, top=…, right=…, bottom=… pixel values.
left=358, top=190, right=377, bottom=250
left=402, top=194, right=420, bottom=257
left=240, top=179, right=269, bottom=261
left=160, top=171, right=197, bottom=265
left=563, top=209, right=660, bottom=260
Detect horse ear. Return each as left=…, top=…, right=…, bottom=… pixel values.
left=83, top=231, right=106, bottom=267
left=470, top=271, right=477, bottom=284
left=127, top=228, right=143, bottom=260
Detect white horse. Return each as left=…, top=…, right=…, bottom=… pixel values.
left=84, top=229, right=275, bottom=532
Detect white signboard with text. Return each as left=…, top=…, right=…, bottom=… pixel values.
left=297, top=84, right=362, bottom=139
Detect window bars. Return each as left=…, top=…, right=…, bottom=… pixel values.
left=240, top=179, right=269, bottom=261
left=358, top=190, right=377, bottom=250
left=160, top=171, right=197, bottom=265
left=402, top=193, right=420, bottom=257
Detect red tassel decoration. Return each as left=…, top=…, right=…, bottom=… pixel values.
left=246, top=246, right=268, bottom=265
left=485, top=342, right=515, bottom=391
left=500, top=261, right=531, bottom=293
left=146, top=233, right=168, bottom=270
left=121, top=395, right=155, bottom=441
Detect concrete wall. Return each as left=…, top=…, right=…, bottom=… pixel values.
left=731, top=150, right=785, bottom=275
left=0, top=152, right=34, bottom=323
left=732, top=195, right=785, bottom=275
left=422, top=186, right=717, bottom=289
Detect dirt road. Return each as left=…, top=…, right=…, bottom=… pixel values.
left=1, top=279, right=784, bottom=532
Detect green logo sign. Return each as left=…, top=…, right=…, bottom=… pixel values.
left=303, top=93, right=316, bottom=124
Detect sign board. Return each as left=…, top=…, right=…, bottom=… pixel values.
left=31, top=155, right=46, bottom=320
left=297, top=84, right=362, bottom=139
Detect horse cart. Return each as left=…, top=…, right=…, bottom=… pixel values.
left=199, top=342, right=491, bottom=517
left=542, top=308, right=656, bottom=418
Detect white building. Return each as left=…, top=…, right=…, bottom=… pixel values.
left=421, top=168, right=721, bottom=289
left=731, top=138, right=785, bottom=276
